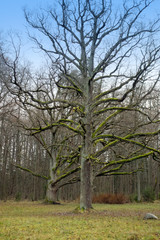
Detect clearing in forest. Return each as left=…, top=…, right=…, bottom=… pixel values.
left=0, top=201, right=160, bottom=240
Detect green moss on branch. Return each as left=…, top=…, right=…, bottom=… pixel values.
left=12, top=164, right=49, bottom=180
left=51, top=166, right=81, bottom=186
left=92, top=110, right=122, bottom=137
left=99, top=151, right=153, bottom=172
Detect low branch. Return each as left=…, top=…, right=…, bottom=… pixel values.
left=12, top=164, right=49, bottom=180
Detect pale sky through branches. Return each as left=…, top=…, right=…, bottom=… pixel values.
left=0, top=0, right=159, bottom=68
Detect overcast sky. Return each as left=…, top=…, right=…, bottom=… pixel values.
left=0, top=0, right=159, bottom=68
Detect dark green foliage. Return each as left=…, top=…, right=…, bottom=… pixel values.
left=142, top=187, right=155, bottom=202
left=130, top=194, right=139, bottom=203
left=15, top=192, right=22, bottom=201
left=43, top=198, right=60, bottom=205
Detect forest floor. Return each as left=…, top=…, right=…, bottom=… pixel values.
left=0, top=201, right=160, bottom=240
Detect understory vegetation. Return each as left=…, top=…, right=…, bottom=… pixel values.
left=92, top=193, right=130, bottom=204
left=0, top=201, right=160, bottom=240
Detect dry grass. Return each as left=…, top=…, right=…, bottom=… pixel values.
left=0, top=201, right=160, bottom=239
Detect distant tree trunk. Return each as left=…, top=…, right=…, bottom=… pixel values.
left=15, top=130, right=22, bottom=197
left=0, top=117, right=4, bottom=200
left=137, top=161, right=141, bottom=202
left=2, top=134, right=9, bottom=201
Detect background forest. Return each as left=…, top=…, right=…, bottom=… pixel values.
left=0, top=104, right=160, bottom=202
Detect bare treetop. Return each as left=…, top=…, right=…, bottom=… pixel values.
left=24, top=0, right=160, bottom=82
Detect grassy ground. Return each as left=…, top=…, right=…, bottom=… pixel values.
left=0, top=201, right=160, bottom=240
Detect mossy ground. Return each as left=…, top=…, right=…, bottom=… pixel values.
left=0, top=201, right=160, bottom=239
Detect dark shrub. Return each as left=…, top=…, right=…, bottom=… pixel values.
left=142, top=187, right=155, bottom=202
left=15, top=192, right=22, bottom=201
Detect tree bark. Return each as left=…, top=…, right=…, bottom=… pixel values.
left=80, top=80, right=93, bottom=210
left=80, top=148, right=93, bottom=209
left=46, top=182, right=58, bottom=203
left=137, top=161, right=141, bottom=202
left=46, top=132, right=59, bottom=203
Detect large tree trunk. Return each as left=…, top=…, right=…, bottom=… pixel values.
left=80, top=80, right=93, bottom=210
left=80, top=148, right=93, bottom=209
left=45, top=132, right=59, bottom=203
left=46, top=182, right=58, bottom=203
left=45, top=161, right=59, bottom=203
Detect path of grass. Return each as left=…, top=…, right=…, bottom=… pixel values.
left=0, top=201, right=160, bottom=240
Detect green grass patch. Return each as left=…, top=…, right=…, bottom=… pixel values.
left=0, top=201, right=160, bottom=239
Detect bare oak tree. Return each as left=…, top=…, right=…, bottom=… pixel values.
left=17, top=0, right=160, bottom=209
